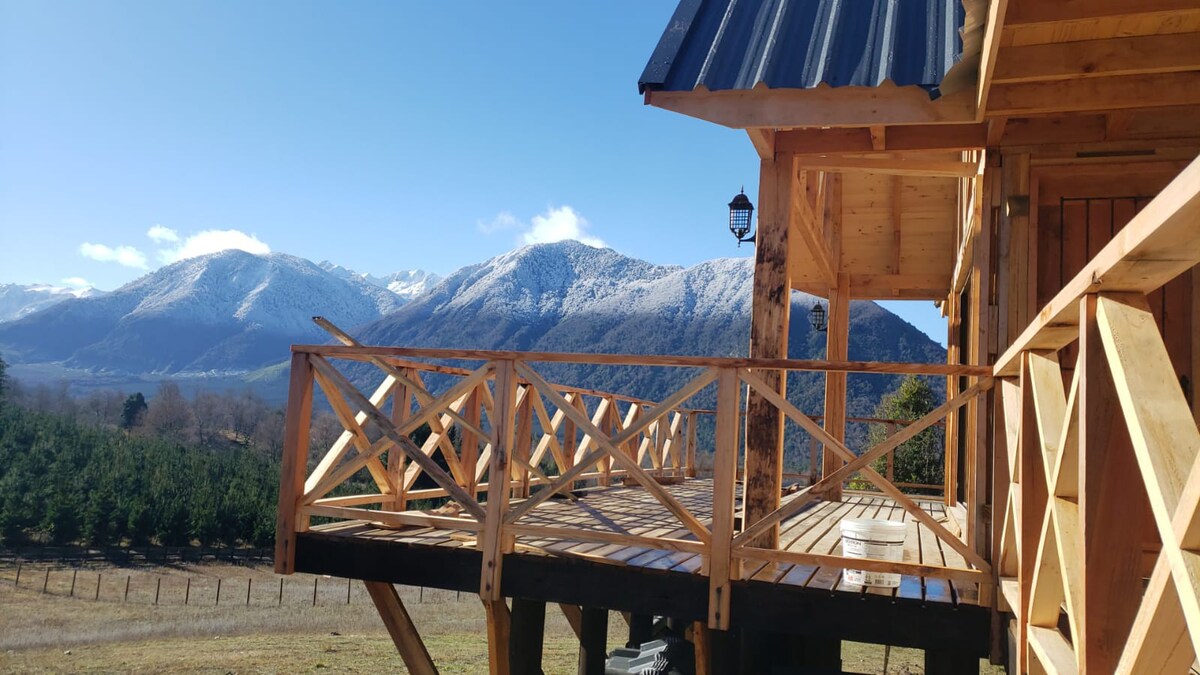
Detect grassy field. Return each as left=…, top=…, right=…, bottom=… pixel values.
left=0, top=562, right=1002, bottom=673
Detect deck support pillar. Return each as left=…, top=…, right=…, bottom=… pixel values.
left=626, top=613, right=653, bottom=648
left=744, top=152, right=794, bottom=548
left=509, top=597, right=546, bottom=675
left=363, top=581, right=438, bottom=675
left=577, top=606, right=608, bottom=675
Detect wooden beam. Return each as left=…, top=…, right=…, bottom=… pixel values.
left=976, top=0, right=1011, bottom=116
left=577, top=607, right=607, bottom=675
left=275, top=352, right=314, bottom=575
left=363, top=581, right=438, bottom=675
left=1116, top=555, right=1196, bottom=673
left=484, top=599, right=512, bottom=675
left=1005, top=0, right=1200, bottom=26
left=993, top=33, right=1200, bottom=84
left=509, top=597, right=546, bottom=675
left=645, top=85, right=976, bottom=130
left=1078, top=295, right=1146, bottom=673
left=987, top=72, right=1200, bottom=117
left=794, top=156, right=979, bottom=178
left=744, top=152, right=793, bottom=548
left=994, top=153, right=1200, bottom=376
left=791, top=169, right=836, bottom=285
left=821, top=273, right=850, bottom=501
left=708, top=368, right=740, bottom=630
left=746, top=128, right=776, bottom=160
left=776, top=123, right=986, bottom=154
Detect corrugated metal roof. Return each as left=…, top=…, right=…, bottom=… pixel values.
left=639, top=0, right=966, bottom=99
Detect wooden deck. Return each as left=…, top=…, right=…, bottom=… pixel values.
left=295, top=479, right=989, bottom=653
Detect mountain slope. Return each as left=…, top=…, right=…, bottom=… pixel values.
left=0, top=283, right=103, bottom=322
left=0, top=250, right=405, bottom=374
left=355, top=241, right=945, bottom=427
left=317, top=261, right=441, bottom=302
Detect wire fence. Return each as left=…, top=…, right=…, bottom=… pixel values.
left=0, top=561, right=468, bottom=608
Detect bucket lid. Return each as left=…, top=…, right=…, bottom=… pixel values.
left=839, top=518, right=907, bottom=535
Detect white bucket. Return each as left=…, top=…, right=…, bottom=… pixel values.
left=839, top=518, right=907, bottom=587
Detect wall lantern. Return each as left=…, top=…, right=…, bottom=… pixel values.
left=810, top=302, right=828, bottom=332
left=728, top=188, right=755, bottom=246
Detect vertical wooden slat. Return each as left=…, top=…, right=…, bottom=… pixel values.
left=389, top=370, right=414, bottom=512
left=686, top=411, right=698, bottom=478
left=461, top=387, right=481, bottom=495
left=275, top=352, right=314, bottom=575
left=480, top=360, right=518, bottom=601
left=484, top=598, right=512, bottom=675
left=708, top=368, right=740, bottom=630
left=1017, top=352, right=1047, bottom=674
left=514, top=388, right=534, bottom=499
left=744, top=152, right=792, bottom=548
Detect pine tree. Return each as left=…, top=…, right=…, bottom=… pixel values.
left=868, top=376, right=944, bottom=489
left=121, top=393, right=147, bottom=429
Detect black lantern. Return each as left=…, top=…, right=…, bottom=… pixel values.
left=810, top=302, right=828, bottom=332
left=728, top=189, right=755, bottom=246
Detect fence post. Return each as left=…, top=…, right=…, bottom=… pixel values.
left=124, top=575, right=130, bottom=602
left=312, top=577, right=318, bottom=606
left=95, top=573, right=102, bottom=601
left=278, top=577, right=284, bottom=606
left=42, top=568, right=49, bottom=594
left=247, top=578, right=252, bottom=606
left=216, top=578, right=222, bottom=606
left=346, top=577, right=351, bottom=604
left=14, top=562, right=21, bottom=587
left=185, top=577, right=191, bottom=605
left=70, top=569, right=77, bottom=596
left=155, top=577, right=161, bottom=605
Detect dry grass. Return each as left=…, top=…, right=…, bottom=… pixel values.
left=0, top=562, right=1002, bottom=673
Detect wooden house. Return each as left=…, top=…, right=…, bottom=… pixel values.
left=273, top=1, right=1200, bottom=672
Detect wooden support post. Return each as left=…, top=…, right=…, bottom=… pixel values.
left=744, top=152, right=792, bottom=548
left=692, top=622, right=712, bottom=675
left=509, top=597, right=546, bottom=675
left=577, top=606, right=608, bottom=675
left=626, top=613, right=653, bottom=649
left=1079, top=294, right=1150, bottom=673
left=484, top=599, right=512, bottom=675
left=708, top=368, right=740, bottom=630
left=480, top=360, right=518, bottom=601
left=821, top=272, right=851, bottom=501
left=275, top=352, right=314, bottom=574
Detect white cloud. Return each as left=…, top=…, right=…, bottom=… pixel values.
left=80, top=242, right=149, bottom=269
left=157, top=229, right=271, bottom=263
left=477, top=211, right=519, bottom=234
left=146, top=225, right=180, bottom=243
left=60, top=277, right=93, bottom=289
left=522, top=206, right=605, bottom=248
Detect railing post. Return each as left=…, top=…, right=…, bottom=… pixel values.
left=686, top=411, right=698, bottom=478
left=462, top=385, right=482, bottom=496
left=480, top=360, right=518, bottom=601
left=708, top=367, right=740, bottom=630
left=389, top=368, right=414, bottom=512
left=275, top=351, right=314, bottom=575
left=885, top=422, right=897, bottom=483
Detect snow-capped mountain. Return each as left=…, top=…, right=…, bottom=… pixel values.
left=317, top=262, right=441, bottom=302
left=0, top=250, right=407, bottom=374
left=0, top=283, right=104, bottom=322
left=356, top=241, right=944, bottom=419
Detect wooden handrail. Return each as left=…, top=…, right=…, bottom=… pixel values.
left=294, top=344, right=992, bottom=377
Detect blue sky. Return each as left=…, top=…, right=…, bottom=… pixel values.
left=0, top=1, right=947, bottom=345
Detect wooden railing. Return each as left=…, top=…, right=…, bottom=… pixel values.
left=992, top=156, right=1200, bottom=673
left=274, top=328, right=993, bottom=631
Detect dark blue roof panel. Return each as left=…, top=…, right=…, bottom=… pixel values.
left=639, top=0, right=966, bottom=99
